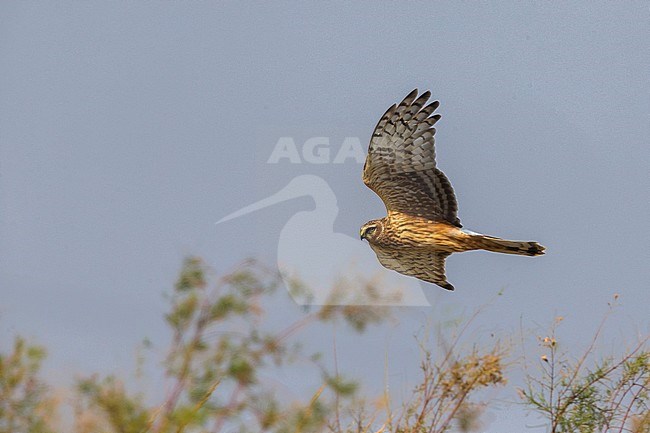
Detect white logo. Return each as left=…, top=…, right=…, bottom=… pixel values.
left=267, top=137, right=366, bottom=164
left=217, top=175, right=430, bottom=306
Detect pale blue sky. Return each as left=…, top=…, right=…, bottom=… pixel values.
left=1, top=2, right=649, bottom=431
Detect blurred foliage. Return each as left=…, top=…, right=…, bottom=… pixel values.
left=75, top=376, right=149, bottom=433
left=69, top=256, right=398, bottom=433
left=388, top=329, right=507, bottom=433
left=0, top=258, right=647, bottom=433
left=0, top=337, right=56, bottom=433
left=522, top=312, right=650, bottom=433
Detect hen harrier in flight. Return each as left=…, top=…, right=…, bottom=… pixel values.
left=360, top=89, right=544, bottom=291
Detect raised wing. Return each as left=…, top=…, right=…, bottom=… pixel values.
left=371, top=245, right=454, bottom=291
left=363, top=89, right=461, bottom=227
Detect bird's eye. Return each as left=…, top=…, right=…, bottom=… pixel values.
left=360, top=224, right=379, bottom=240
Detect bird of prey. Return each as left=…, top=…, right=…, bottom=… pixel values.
left=360, top=89, right=545, bottom=291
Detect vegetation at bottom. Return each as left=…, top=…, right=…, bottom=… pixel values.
left=1, top=257, right=647, bottom=433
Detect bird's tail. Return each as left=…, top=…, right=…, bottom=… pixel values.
left=472, top=234, right=545, bottom=256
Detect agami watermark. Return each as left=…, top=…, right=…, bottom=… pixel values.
left=267, top=137, right=366, bottom=164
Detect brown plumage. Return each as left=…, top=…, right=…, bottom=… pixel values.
left=361, top=89, right=545, bottom=291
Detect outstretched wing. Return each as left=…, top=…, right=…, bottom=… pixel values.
left=363, top=89, right=461, bottom=227
left=371, top=246, right=454, bottom=291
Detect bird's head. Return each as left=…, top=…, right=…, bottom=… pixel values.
left=360, top=219, right=385, bottom=243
